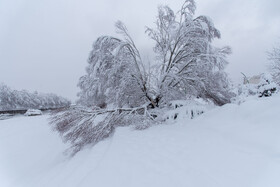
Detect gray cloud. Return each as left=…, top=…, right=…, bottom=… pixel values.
left=0, top=0, right=279, bottom=100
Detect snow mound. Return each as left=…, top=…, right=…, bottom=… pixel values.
left=24, top=109, right=43, bottom=116
left=0, top=114, right=13, bottom=120
left=160, top=98, right=214, bottom=122
left=1, top=94, right=280, bottom=187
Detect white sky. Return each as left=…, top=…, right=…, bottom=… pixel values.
left=0, top=0, right=279, bottom=101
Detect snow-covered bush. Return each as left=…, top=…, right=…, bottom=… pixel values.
left=159, top=99, right=214, bottom=122
left=0, top=83, right=71, bottom=111
left=234, top=73, right=277, bottom=103
left=50, top=0, right=233, bottom=155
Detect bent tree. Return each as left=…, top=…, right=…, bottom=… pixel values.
left=50, top=0, right=233, bottom=155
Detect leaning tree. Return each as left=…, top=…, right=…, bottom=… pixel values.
left=50, top=0, right=233, bottom=155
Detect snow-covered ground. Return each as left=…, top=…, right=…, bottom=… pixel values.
left=1, top=94, right=280, bottom=187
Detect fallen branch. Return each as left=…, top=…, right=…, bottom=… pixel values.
left=49, top=105, right=154, bottom=156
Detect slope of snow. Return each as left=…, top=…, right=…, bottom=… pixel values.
left=1, top=94, right=280, bottom=187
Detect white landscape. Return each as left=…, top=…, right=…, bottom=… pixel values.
left=1, top=0, right=280, bottom=186
left=1, top=93, right=280, bottom=187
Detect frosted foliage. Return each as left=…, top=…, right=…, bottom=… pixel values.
left=268, top=45, right=280, bottom=85
left=77, top=36, right=148, bottom=108
left=0, top=83, right=70, bottom=111
left=145, top=2, right=233, bottom=105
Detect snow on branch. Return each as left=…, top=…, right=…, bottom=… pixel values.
left=49, top=105, right=154, bottom=155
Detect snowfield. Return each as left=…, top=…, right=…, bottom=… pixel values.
left=1, top=95, right=280, bottom=187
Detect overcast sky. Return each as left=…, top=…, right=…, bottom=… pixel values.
left=0, top=0, right=279, bottom=101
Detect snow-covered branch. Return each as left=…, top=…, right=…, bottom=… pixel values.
left=50, top=105, right=154, bottom=155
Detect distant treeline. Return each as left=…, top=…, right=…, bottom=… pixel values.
left=0, top=83, right=71, bottom=111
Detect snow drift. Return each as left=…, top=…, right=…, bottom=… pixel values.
left=0, top=94, right=280, bottom=187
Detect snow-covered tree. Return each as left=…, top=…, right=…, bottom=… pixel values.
left=77, top=1, right=232, bottom=108
left=77, top=33, right=149, bottom=108
left=0, top=83, right=71, bottom=111
left=51, top=0, right=233, bottom=155
left=145, top=1, right=233, bottom=105
left=0, top=84, right=14, bottom=110
left=268, top=44, right=280, bottom=85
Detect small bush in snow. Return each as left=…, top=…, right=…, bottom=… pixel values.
left=235, top=73, right=277, bottom=103
left=158, top=99, right=214, bottom=122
